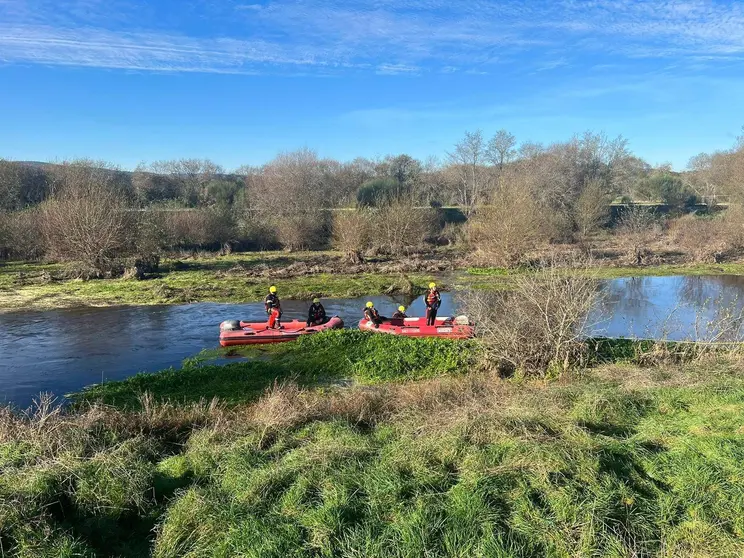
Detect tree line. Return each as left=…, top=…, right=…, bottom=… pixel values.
left=0, top=128, right=742, bottom=274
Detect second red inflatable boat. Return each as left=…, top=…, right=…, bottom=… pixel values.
left=358, top=316, right=474, bottom=339
left=219, top=316, right=344, bottom=346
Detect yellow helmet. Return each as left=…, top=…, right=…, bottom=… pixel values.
left=313, top=298, right=320, bottom=304
left=398, top=306, right=406, bottom=312
left=366, top=301, right=374, bottom=308
left=269, top=286, right=277, bottom=293
left=429, top=282, right=436, bottom=289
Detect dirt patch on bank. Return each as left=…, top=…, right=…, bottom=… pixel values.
left=214, top=253, right=464, bottom=279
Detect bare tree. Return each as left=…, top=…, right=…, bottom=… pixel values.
left=686, top=153, right=720, bottom=206
left=486, top=129, right=517, bottom=171
left=248, top=149, right=331, bottom=250
left=332, top=209, right=372, bottom=263
left=47, top=159, right=131, bottom=200
left=375, top=201, right=437, bottom=256
left=517, top=141, right=545, bottom=160
left=0, top=159, right=22, bottom=211
left=617, top=207, right=659, bottom=265
left=40, top=175, right=135, bottom=275
left=0, top=208, right=45, bottom=260
left=467, top=180, right=543, bottom=266
left=574, top=179, right=610, bottom=241
left=142, top=159, right=224, bottom=207
left=463, top=265, right=601, bottom=376
left=447, top=130, right=488, bottom=212
left=0, top=160, right=50, bottom=211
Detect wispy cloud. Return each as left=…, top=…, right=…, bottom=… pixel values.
left=1, top=0, right=743, bottom=74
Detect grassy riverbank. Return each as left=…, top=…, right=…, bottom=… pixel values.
left=2, top=332, right=744, bottom=556
left=4, top=250, right=744, bottom=312
left=75, top=331, right=479, bottom=407
left=0, top=252, right=434, bottom=312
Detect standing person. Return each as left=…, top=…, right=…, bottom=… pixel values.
left=425, top=282, right=441, bottom=326
left=392, top=306, right=408, bottom=319
left=265, top=285, right=282, bottom=329
left=307, top=297, right=327, bottom=326
left=363, top=301, right=383, bottom=327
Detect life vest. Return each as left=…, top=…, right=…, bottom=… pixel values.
left=364, top=307, right=380, bottom=321
left=265, top=293, right=280, bottom=310
left=309, top=303, right=325, bottom=321
left=426, top=289, right=441, bottom=307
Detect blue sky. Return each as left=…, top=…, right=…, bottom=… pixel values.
left=1, top=0, right=743, bottom=170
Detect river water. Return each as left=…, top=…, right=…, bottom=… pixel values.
left=2, top=275, right=744, bottom=407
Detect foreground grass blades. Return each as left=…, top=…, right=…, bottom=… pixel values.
left=156, top=389, right=744, bottom=558
left=3, top=362, right=744, bottom=557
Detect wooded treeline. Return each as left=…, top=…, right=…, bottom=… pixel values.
left=1, top=128, right=742, bottom=274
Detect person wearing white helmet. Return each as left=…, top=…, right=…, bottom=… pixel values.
left=307, top=297, right=327, bottom=326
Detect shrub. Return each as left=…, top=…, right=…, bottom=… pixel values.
left=332, top=209, right=373, bottom=263
left=721, top=203, right=744, bottom=250
left=463, top=265, right=601, bottom=376
left=273, top=210, right=330, bottom=251
left=574, top=179, right=610, bottom=241
left=671, top=214, right=729, bottom=263
left=159, top=208, right=238, bottom=252
left=467, top=184, right=543, bottom=266
left=373, top=202, right=437, bottom=256
left=616, top=207, right=660, bottom=265
left=539, top=207, right=574, bottom=244
left=39, top=181, right=136, bottom=274
left=0, top=209, right=46, bottom=260
left=238, top=211, right=281, bottom=251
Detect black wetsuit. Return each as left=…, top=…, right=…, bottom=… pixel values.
left=364, top=307, right=383, bottom=326
left=307, top=303, right=327, bottom=326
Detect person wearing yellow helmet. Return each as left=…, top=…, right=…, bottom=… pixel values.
left=392, top=305, right=408, bottom=319
left=363, top=301, right=383, bottom=327
left=265, top=285, right=282, bottom=329
left=425, top=282, right=441, bottom=326
left=307, top=297, right=327, bottom=327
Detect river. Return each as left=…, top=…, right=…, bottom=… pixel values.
left=2, top=275, right=744, bottom=407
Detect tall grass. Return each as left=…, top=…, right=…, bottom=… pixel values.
left=151, top=374, right=744, bottom=558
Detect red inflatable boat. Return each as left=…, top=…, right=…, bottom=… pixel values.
left=219, top=316, right=344, bottom=346
left=358, top=316, right=474, bottom=339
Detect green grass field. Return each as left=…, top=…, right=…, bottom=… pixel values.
left=2, top=331, right=744, bottom=557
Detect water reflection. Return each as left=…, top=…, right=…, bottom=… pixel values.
left=590, top=275, right=744, bottom=341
